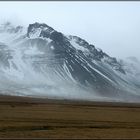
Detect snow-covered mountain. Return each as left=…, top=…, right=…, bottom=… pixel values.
left=0, top=22, right=140, bottom=102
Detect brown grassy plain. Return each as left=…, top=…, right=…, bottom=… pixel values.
left=0, top=95, right=140, bottom=139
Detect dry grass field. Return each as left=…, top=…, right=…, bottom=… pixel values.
left=0, top=95, right=140, bottom=139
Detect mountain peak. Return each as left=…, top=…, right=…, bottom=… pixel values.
left=27, top=22, right=54, bottom=38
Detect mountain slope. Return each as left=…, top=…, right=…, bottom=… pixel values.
left=0, top=22, right=140, bottom=102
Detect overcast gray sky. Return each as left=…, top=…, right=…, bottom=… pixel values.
left=0, top=2, right=140, bottom=60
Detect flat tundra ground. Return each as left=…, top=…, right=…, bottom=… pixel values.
left=0, top=95, right=140, bottom=139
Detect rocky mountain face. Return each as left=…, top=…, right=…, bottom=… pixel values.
left=0, top=22, right=140, bottom=102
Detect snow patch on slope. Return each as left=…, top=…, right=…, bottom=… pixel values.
left=70, top=39, right=89, bottom=52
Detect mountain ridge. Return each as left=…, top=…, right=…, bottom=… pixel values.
left=0, top=21, right=140, bottom=102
